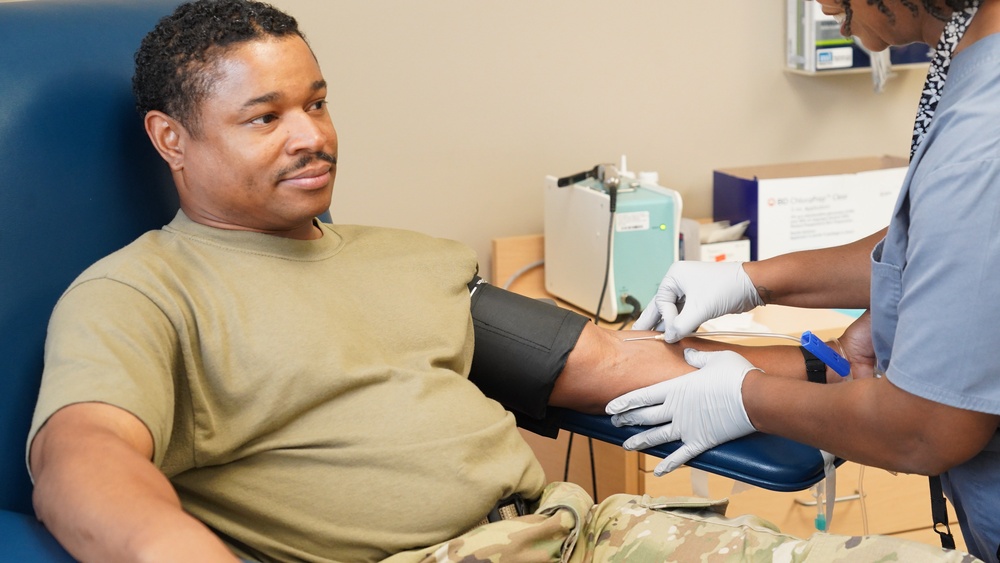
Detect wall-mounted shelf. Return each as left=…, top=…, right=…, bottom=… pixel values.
left=786, top=0, right=931, bottom=75
left=784, top=62, right=928, bottom=77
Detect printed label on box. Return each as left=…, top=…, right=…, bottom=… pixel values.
left=755, top=167, right=905, bottom=259
left=816, top=46, right=853, bottom=69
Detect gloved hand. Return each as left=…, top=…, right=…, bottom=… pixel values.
left=606, top=349, right=759, bottom=476
left=632, top=261, right=763, bottom=343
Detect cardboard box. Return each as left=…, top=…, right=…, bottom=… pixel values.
left=700, top=239, right=751, bottom=263
left=713, top=156, right=907, bottom=260
left=786, top=0, right=931, bottom=72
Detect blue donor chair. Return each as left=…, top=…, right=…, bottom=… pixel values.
left=0, top=1, right=182, bottom=559
left=0, top=1, right=835, bottom=560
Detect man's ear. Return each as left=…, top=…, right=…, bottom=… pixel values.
left=144, top=110, right=187, bottom=171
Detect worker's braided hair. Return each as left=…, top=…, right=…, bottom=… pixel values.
left=133, top=0, right=304, bottom=138
left=843, top=0, right=975, bottom=31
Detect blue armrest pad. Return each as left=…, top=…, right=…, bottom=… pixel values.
left=555, top=409, right=839, bottom=492
left=0, top=510, right=75, bottom=562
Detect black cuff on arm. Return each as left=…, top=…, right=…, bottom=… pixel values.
left=801, top=346, right=827, bottom=384
left=467, top=277, right=588, bottom=434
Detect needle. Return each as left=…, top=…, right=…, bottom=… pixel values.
left=622, top=334, right=666, bottom=342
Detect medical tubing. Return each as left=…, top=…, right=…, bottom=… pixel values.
left=573, top=185, right=621, bottom=500
left=858, top=465, right=870, bottom=535
left=696, top=330, right=850, bottom=377
left=621, top=294, right=643, bottom=329
left=592, top=185, right=617, bottom=324
left=832, top=338, right=851, bottom=378
left=813, top=482, right=827, bottom=532
left=696, top=330, right=800, bottom=342
left=501, top=259, right=544, bottom=290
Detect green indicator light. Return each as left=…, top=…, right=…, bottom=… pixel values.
left=659, top=224, right=667, bottom=231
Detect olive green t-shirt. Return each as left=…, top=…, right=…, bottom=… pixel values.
left=29, top=211, right=546, bottom=562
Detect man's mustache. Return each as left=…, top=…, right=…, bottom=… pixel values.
left=277, top=152, right=337, bottom=180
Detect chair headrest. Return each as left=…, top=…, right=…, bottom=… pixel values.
left=0, top=0, right=182, bottom=515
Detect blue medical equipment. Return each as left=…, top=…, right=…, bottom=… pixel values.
left=544, top=164, right=682, bottom=322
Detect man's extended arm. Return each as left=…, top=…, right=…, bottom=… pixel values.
left=467, top=278, right=693, bottom=418
left=549, top=322, right=692, bottom=413
left=29, top=403, right=239, bottom=563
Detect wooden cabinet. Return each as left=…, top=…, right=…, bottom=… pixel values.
left=639, top=460, right=964, bottom=549
left=518, top=427, right=965, bottom=550
left=494, top=234, right=966, bottom=552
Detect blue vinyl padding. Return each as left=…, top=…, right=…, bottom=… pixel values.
left=0, top=0, right=184, bottom=518
left=556, top=409, right=838, bottom=493
left=0, top=510, right=75, bottom=562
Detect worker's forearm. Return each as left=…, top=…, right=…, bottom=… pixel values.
left=743, top=228, right=884, bottom=309
left=681, top=336, right=977, bottom=471
left=32, top=425, right=238, bottom=562
left=742, top=372, right=999, bottom=475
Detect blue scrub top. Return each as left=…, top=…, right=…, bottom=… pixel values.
left=871, top=32, right=1000, bottom=562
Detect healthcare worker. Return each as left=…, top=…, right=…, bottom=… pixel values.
left=607, top=1, right=1000, bottom=561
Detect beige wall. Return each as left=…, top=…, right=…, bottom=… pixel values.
left=12, top=0, right=924, bottom=279
left=271, top=0, right=923, bottom=279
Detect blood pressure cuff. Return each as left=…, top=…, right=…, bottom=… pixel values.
left=467, top=277, right=588, bottom=437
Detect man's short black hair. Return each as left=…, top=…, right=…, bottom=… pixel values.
left=133, top=0, right=304, bottom=137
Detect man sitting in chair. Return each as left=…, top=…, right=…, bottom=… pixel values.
left=25, top=1, right=975, bottom=562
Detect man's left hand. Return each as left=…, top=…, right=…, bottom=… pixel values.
left=606, top=349, right=759, bottom=476
left=840, top=310, right=876, bottom=379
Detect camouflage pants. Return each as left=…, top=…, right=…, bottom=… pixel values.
left=383, top=481, right=980, bottom=563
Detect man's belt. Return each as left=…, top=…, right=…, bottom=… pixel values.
left=476, top=493, right=527, bottom=527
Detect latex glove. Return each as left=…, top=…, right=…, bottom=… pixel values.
left=606, top=349, right=759, bottom=476
left=633, top=261, right=763, bottom=343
